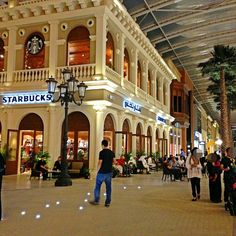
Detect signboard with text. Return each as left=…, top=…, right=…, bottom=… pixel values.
left=123, top=99, right=141, bottom=113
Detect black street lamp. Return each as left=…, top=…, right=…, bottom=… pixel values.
left=46, top=68, right=87, bottom=186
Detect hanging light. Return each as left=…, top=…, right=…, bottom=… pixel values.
left=67, top=76, right=77, bottom=94
left=62, top=67, right=72, bottom=82
left=77, top=81, right=88, bottom=100
left=46, top=76, right=57, bottom=94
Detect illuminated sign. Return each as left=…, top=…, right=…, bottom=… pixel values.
left=1, top=92, right=53, bottom=105
left=156, top=115, right=167, bottom=124
left=123, top=99, right=141, bottom=113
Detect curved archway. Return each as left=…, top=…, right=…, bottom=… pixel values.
left=62, top=111, right=90, bottom=165
left=0, top=38, right=5, bottom=71
left=24, top=32, right=45, bottom=69
left=19, top=113, right=44, bottom=172
left=124, top=48, right=130, bottom=81
left=67, top=26, right=90, bottom=65
left=104, top=114, right=115, bottom=151
left=136, top=122, right=144, bottom=155
left=106, top=32, right=115, bottom=69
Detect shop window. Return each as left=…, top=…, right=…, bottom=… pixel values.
left=124, top=48, right=130, bottom=80
left=136, top=123, right=144, bottom=154
left=63, top=112, right=90, bottom=164
left=106, top=32, right=114, bottom=69
left=146, top=126, right=152, bottom=155
left=19, top=113, right=44, bottom=172
left=67, top=26, right=90, bottom=65
left=0, top=38, right=5, bottom=71
left=163, top=85, right=167, bottom=105
left=147, top=71, right=151, bottom=95
left=104, top=114, right=115, bottom=151
left=24, top=33, right=45, bottom=69
left=137, top=60, right=142, bottom=88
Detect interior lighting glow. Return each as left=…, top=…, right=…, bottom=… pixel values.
left=35, top=214, right=41, bottom=219
left=87, top=192, right=91, bottom=196
left=123, top=186, right=127, bottom=190
left=21, top=211, right=26, bottom=216
left=56, top=201, right=60, bottom=205
left=137, top=186, right=141, bottom=189
left=84, top=199, right=88, bottom=202
left=45, top=204, right=50, bottom=208
left=79, top=206, right=84, bottom=210
left=103, top=193, right=107, bottom=196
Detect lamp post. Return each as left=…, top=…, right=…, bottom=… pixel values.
left=46, top=68, right=87, bottom=186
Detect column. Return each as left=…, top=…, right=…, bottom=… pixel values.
left=152, top=70, right=157, bottom=99
left=95, top=14, right=107, bottom=78
left=6, top=26, right=17, bottom=83
left=117, top=33, right=125, bottom=86
left=131, top=117, right=137, bottom=156
left=48, top=21, right=59, bottom=77
left=116, top=111, right=123, bottom=158
left=142, top=61, right=148, bottom=93
left=47, top=106, right=61, bottom=166
left=159, top=77, right=163, bottom=104
left=152, top=124, right=156, bottom=153
left=131, top=49, right=138, bottom=94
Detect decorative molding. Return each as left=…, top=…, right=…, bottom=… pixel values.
left=15, top=44, right=23, bottom=50
left=89, top=35, right=96, bottom=41
left=18, top=28, right=25, bottom=37
left=57, top=39, right=66, bottom=45
left=1, top=31, right=8, bottom=39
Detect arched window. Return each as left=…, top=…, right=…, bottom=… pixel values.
left=67, top=26, right=90, bottom=65
left=106, top=32, right=114, bottom=69
left=104, top=114, right=115, bottom=151
left=147, top=70, right=151, bottom=95
left=124, top=48, right=130, bottom=80
left=24, top=33, right=45, bottom=69
left=137, top=60, right=142, bottom=88
left=0, top=38, right=5, bottom=71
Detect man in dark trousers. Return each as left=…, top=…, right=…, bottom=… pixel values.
left=90, top=139, right=115, bottom=207
left=0, top=152, right=5, bottom=221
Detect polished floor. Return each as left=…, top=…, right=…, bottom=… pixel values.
left=0, top=172, right=235, bottom=236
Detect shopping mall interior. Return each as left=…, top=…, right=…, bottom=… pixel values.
left=0, top=0, right=236, bottom=235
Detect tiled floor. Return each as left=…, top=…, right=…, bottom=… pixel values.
left=0, top=172, right=235, bottom=236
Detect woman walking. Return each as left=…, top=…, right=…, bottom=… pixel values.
left=186, top=147, right=202, bottom=201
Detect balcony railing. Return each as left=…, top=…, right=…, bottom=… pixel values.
left=105, top=66, right=121, bottom=85
left=123, top=78, right=135, bottom=94
left=0, top=72, right=7, bottom=84
left=56, top=64, right=96, bottom=82
left=137, top=87, right=146, bottom=100
left=13, top=68, right=49, bottom=83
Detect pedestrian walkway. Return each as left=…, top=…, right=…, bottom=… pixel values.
left=0, top=172, right=235, bottom=236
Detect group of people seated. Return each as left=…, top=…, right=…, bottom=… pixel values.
left=33, top=156, right=62, bottom=180
left=162, top=154, right=187, bottom=181
left=113, top=155, right=155, bottom=177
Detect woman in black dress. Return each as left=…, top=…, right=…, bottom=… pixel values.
left=207, top=153, right=222, bottom=203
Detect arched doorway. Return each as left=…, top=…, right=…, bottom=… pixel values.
left=19, top=113, right=44, bottom=173
left=104, top=114, right=115, bottom=151
left=63, top=112, right=90, bottom=166
left=106, top=32, right=115, bottom=69
left=67, top=26, right=90, bottom=65
left=0, top=38, right=5, bottom=71
left=136, top=123, right=144, bottom=155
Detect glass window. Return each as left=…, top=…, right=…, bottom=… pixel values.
left=106, top=32, right=114, bottom=69
left=124, top=48, right=130, bottom=80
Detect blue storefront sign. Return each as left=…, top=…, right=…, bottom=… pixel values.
left=123, top=99, right=141, bottom=113
left=156, top=115, right=167, bottom=124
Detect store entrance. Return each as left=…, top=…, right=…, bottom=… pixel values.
left=5, top=113, right=44, bottom=175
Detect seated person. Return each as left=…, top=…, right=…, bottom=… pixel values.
left=53, top=156, right=62, bottom=171
left=147, top=156, right=156, bottom=170
left=139, top=155, right=150, bottom=174
left=35, top=156, right=48, bottom=180
left=114, top=155, right=125, bottom=176
left=168, top=155, right=182, bottom=181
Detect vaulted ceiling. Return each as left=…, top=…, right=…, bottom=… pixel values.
left=120, top=0, right=236, bottom=127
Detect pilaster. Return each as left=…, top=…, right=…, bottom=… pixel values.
left=95, top=14, right=107, bottom=77
left=48, top=21, right=59, bottom=78
left=6, top=26, right=17, bottom=83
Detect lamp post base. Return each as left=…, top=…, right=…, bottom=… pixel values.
left=55, top=174, right=72, bottom=186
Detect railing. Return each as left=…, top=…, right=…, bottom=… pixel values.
left=123, top=78, right=135, bottom=94
left=0, top=72, right=7, bottom=84
left=147, top=94, right=156, bottom=105
left=56, top=64, right=96, bottom=82
left=105, top=66, right=121, bottom=85
left=13, top=68, right=49, bottom=83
